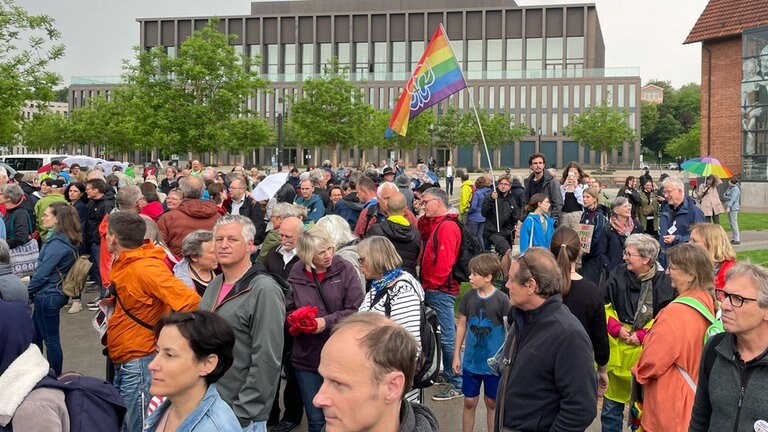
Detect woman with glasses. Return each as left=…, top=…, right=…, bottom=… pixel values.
left=285, top=226, right=363, bottom=432
left=689, top=223, right=737, bottom=292
left=144, top=311, right=241, bottom=432
left=164, top=188, right=184, bottom=212
left=606, top=196, right=644, bottom=273
left=632, top=244, right=716, bottom=432
left=602, top=233, right=674, bottom=432
left=357, top=236, right=424, bottom=402
left=482, top=174, right=519, bottom=257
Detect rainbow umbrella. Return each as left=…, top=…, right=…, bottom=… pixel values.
left=680, top=157, right=733, bottom=178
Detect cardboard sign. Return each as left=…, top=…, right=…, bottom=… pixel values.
left=578, top=224, right=595, bottom=254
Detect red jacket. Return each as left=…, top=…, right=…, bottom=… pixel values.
left=418, top=213, right=461, bottom=296
left=715, top=259, right=737, bottom=291
left=158, top=199, right=220, bottom=258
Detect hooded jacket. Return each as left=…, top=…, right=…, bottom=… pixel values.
left=524, top=170, right=563, bottom=224
left=294, top=194, right=325, bottom=224
left=355, top=203, right=418, bottom=239
left=418, top=214, right=461, bottom=296
left=85, top=193, right=114, bottom=247
left=481, top=187, right=518, bottom=235
left=0, top=263, right=27, bottom=301
left=286, top=256, right=364, bottom=371
left=332, top=194, right=364, bottom=232
left=158, top=199, right=221, bottom=258
left=467, top=186, right=490, bottom=223
left=107, top=242, right=200, bottom=364
left=199, top=263, right=288, bottom=426
left=459, top=179, right=474, bottom=215
left=398, top=400, right=439, bottom=432
left=139, top=200, right=164, bottom=222
left=366, top=217, right=421, bottom=277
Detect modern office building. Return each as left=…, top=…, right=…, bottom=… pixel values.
left=685, top=0, right=768, bottom=204
left=70, top=0, right=641, bottom=169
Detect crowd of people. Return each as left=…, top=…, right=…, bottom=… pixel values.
left=0, top=153, right=764, bottom=432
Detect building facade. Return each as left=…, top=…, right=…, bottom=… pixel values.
left=640, top=84, right=664, bottom=104
left=685, top=0, right=768, bottom=205
left=70, top=0, right=641, bottom=170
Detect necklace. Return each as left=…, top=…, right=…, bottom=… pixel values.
left=162, top=405, right=175, bottom=432
left=190, top=265, right=214, bottom=283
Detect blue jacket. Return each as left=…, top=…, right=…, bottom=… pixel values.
left=332, top=197, right=364, bottom=231
left=658, top=196, right=705, bottom=256
left=468, top=187, right=491, bottom=223
left=723, top=184, right=740, bottom=211
left=144, top=384, right=242, bottom=432
left=27, top=231, right=76, bottom=298
left=519, top=213, right=555, bottom=253
left=294, top=194, right=324, bottom=224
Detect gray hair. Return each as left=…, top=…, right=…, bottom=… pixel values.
left=726, top=263, right=768, bottom=308
left=271, top=202, right=308, bottom=220
left=624, top=233, right=660, bottom=263
left=611, top=196, right=629, bottom=211
left=310, top=169, right=326, bottom=186
left=0, top=167, right=7, bottom=179
left=22, top=172, right=38, bottom=183
left=423, top=187, right=449, bottom=207
left=117, top=185, right=143, bottom=210
left=296, top=226, right=334, bottom=268
left=2, top=184, right=24, bottom=204
left=662, top=176, right=684, bottom=192
left=0, top=239, right=10, bottom=264
left=214, top=214, right=256, bottom=244
left=316, top=215, right=357, bottom=247
left=179, top=176, right=204, bottom=199
left=86, top=170, right=105, bottom=180
left=181, top=230, right=214, bottom=260
left=377, top=181, right=398, bottom=198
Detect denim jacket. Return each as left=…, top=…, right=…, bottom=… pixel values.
left=144, top=384, right=241, bottom=432
left=27, top=231, right=76, bottom=298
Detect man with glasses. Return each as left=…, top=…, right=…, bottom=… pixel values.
left=482, top=174, right=518, bottom=256
left=497, top=247, right=597, bottom=431
left=225, top=178, right=266, bottom=248
left=658, top=176, right=704, bottom=266
left=690, top=263, right=768, bottom=431
left=418, top=187, right=464, bottom=401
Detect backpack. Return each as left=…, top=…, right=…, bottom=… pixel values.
left=56, top=245, right=92, bottom=298
left=432, top=217, right=483, bottom=283
left=35, top=372, right=126, bottom=432
left=372, top=280, right=442, bottom=389
left=672, top=297, right=724, bottom=342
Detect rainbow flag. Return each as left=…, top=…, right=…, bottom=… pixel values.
left=386, top=24, right=467, bottom=137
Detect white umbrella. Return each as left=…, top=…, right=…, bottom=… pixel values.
left=62, top=156, right=128, bottom=173
left=251, top=172, right=288, bottom=201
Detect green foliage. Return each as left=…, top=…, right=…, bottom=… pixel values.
left=19, top=110, right=72, bottom=152
left=665, top=121, right=700, bottom=158
left=392, top=112, right=434, bottom=151
left=645, top=113, right=681, bottom=155
left=0, top=0, right=65, bottom=144
left=567, top=102, right=636, bottom=154
left=460, top=110, right=528, bottom=151
left=71, top=19, right=265, bottom=156
left=641, top=80, right=701, bottom=156
left=434, top=105, right=465, bottom=149
left=55, top=87, right=69, bottom=103
left=289, top=59, right=372, bottom=155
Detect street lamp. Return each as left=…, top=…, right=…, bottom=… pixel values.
left=276, top=98, right=287, bottom=172
left=536, top=127, right=542, bottom=154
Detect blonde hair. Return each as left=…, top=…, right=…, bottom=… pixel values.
left=357, top=236, right=402, bottom=277
left=691, top=223, right=737, bottom=263
left=296, top=226, right=334, bottom=269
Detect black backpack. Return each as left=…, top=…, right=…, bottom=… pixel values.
left=432, top=217, right=483, bottom=283
left=370, top=280, right=442, bottom=389
left=35, top=372, right=126, bottom=432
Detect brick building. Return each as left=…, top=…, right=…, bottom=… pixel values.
left=685, top=0, right=768, bottom=205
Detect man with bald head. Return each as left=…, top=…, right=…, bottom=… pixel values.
left=366, top=192, right=420, bottom=277
left=355, top=181, right=418, bottom=239
left=158, top=175, right=220, bottom=258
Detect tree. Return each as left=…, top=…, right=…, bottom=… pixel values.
left=289, top=59, right=372, bottom=165
left=19, top=110, right=72, bottom=152
left=644, top=113, right=681, bottom=156
left=434, top=105, right=469, bottom=160
left=566, top=102, right=636, bottom=169
left=55, top=86, right=69, bottom=103
left=665, top=121, right=700, bottom=159
left=0, top=0, right=65, bottom=145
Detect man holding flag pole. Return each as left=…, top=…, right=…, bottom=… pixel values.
left=386, top=24, right=502, bottom=401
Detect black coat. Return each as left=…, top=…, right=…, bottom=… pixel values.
left=604, top=264, right=675, bottom=324
left=85, top=194, right=114, bottom=247
left=605, top=218, right=644, bottom=272
left=366, top=219, right=421, bottom=277
left=4, top=200, right=35, bottom=249
left=225, top=195, right=266, bottom=244
left=481, top=188, right=517, bottom=235
left=263, top=245, right=300, bottom=282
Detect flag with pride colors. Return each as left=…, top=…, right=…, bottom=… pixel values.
left=385, top=24, right=468, bottom=137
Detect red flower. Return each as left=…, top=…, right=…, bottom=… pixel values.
left=287, top=305, right=319, bottom=336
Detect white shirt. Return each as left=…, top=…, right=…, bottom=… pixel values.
left=231, top=196, right=245, bottom=215
left=278, top=245, right=296, bottom=265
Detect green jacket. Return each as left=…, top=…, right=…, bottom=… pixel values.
left=199, top=264, right=288, bottom=426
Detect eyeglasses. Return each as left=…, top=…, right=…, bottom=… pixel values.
left=358, top=257, right=366, bottom=264
left=498, top=182, right=511, bottom=187
left=422, top=198, right=440, bottom=204
left=719, top=291, right=759, bottom=308
left=623, top=251, right=643, bottom=258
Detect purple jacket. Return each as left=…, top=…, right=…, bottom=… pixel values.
left=286, top=255, right=363, bottom=371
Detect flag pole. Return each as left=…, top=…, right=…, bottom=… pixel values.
left=466, top=89, right=501, bottom=232
left=440, top=24, right=501, bottom=233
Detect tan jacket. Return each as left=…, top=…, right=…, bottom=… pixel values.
left=696, top=180, right=724, bottom=216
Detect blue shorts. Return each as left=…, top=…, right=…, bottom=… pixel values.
left=461, top=369, right=500, bottom=399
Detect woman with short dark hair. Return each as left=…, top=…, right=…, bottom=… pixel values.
left=144, top=311, right=241, bottom=432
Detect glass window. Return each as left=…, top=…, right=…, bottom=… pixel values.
left=526, top=38, right=542, bottom=71
left=355, top=42, right=369, bottom=74
left=467, top=40, right=483, bottom=73
left=510, top=86, right=516, bottom=111
left=319, top=43, right=332, bottom=66
left=562, top=113, right=569, bottom=130
left=596, top=85, right=603, bottom=104
left=373, top=42, right=387, bottom=74
left=487, top=39, right=503, bottom=72
left=552, top=86, right=558, bottom=110
left=392, top=41, right=406, bottom=74
left=336, top=42, right=350, bottom=66
left=563, top=85, right=569, bottom=109
left=452, top=40, right=464, bottom=67
left=301, top=43, right=314, bottom=74
left=531, top=86, right=537, bottom=110
left=266, top=44, right=278, bottom=76
left=629, top=84, right=636, bottom=108
left=584, top=86, right=590, bottom=106
left=167, top=46, right=176, bottom=59
left=546, top=37, right=563, bottom=60
left=520, top=86, right=526, bottom=110
left=541, top=86, right=548, bottom=109
left=249, top=45, right=262, bottom=72
left=499, top=86, right=506, bottom=109
left=552, top=114, right=558, bottom=135
left=506, top=39, right=523, bottom=71
left=531, top=113, right=537, bottom=133
left=489, top=86, right=496, bottom=112
left=573, top=85, right=579, bottom=108
left=410, top=41, right=425, bottom=68
left=567, top=36, right=584, bottom=60
left=283, top=44, right=296, bottom=76
left=606, top=87, right=613, bottom=107
left=618, top=85, right=625, bottom=107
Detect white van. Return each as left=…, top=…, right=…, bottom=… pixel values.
left=0, top=154, right=69, bottom=175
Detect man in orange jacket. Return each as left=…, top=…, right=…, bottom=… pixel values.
left=104, top=211, right=200, bottom=432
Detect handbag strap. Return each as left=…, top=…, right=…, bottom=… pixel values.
left=110, top=284, right=154, bottom=330
left=311, top=268, right=331, bottom=312
left=676, top=365, right=697, bottom=392
left=673, top=297, right=716, bottom=324
left=495, top=328, right=519, bottom=429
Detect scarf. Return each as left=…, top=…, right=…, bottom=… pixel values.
left=632, top=263, right=660, bottom=330
left=371, top=268, right=403, bottom=294
left=610, top=215, right=635, bottom=236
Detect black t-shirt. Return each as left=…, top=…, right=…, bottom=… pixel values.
left=562, top=192, right=581, bottom=213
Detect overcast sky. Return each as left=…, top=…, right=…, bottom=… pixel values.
left=16, top=0, right=709, bottom=88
